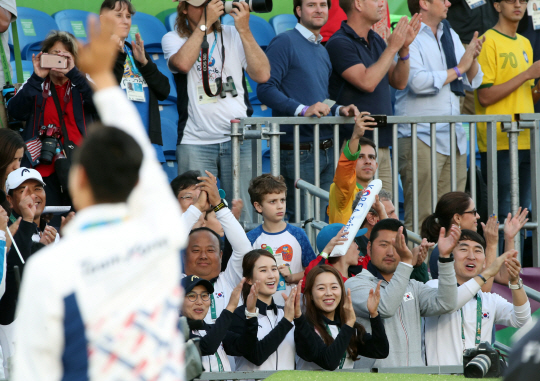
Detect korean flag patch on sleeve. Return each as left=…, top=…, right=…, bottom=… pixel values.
left=403, top=292, right=415, bottom=302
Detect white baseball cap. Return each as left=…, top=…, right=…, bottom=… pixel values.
left=173, top=0, right=207, bottom=5
left=5, top=168, right=46, bottom=194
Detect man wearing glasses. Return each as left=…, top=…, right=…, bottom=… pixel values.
left=475, top=0, right=540, bottom=253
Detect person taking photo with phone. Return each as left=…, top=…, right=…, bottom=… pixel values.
left=7, top=31, right=96, bottom=211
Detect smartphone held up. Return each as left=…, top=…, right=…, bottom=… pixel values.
left=40, top=54, right=68, bottom=70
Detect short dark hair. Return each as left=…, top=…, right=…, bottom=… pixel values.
left=248, top=174, right=287, bottom=208
left=459, top=229, right=486, bottom=251
left=73, top=125, right=143, bottom=204
left=100, top=0, right=136, bottom=15
left=359, top=137, right=377, bottom=158
left=188, top=227, right=224, bottom=251
left=370, top=218, right=408, bottom=245
left=339, top=0, right=354, bottom=15
left=294, top=0, right=332, bottom=21
left=41, top=31, right=79, bottom=64
left=170, top=170, right=201, bottom=197
left=408, top=0, right=431, bottom=15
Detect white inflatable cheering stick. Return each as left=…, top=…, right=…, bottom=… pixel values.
left=329, top=179, right=382, bottom=257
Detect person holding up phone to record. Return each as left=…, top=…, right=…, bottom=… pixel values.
left=7, top=30, right=96, bottom=212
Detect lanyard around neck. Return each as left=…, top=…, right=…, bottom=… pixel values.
left=460, top=293, right=482, bottom=349
left=324, top=323, right=346, bottom=369
left=124, top=45, right=141, bottom=77
left=210, top=281, right=217, bottom=321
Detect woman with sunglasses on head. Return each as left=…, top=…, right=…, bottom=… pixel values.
left=223, top=249, right=302, bottom=373
left=294, top=265, right=388, bottom=370
left=181, top=275, right=258, bottom=373
left=422, top=191, right=527, bottom=289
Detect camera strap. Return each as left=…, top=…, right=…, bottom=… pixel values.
left=460, top=293, right=482, bottom=349
left=49, top=81, right=75, bottom=162
left=200, top=6, right=225, bottom=97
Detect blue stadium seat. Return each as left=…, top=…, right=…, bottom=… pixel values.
left=127, top=12, right=168, bottom=54
left=10, top=60, right=33, bottom=83
left=10, top=7, right=59, bottom=61
left=248, top=15, right=275, bottom=49
left=53, top=10, right=97, bottom=44
left=221, top=15, right=275, bottom=49
left=162, top=160, right=178, bottom=182
left=166, top=11, right=177, bottom=31
left=160, top=103, right=179, bottom=159
left=151, top=55, right=177, bottom=105
left=269, top=14, right=297, bottom=35
left=252, top=104, right=272, bottom=117
left=245, top=72, right=260, bottom=105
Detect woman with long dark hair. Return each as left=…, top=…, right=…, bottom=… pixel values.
left=295, top=265, right=388, bottom=370
left=0, top=129, right=25, bottom=213
left=223, top=249, right=300, bottom=372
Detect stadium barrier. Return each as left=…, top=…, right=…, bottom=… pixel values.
left=230, top=114, right=540, bottom=266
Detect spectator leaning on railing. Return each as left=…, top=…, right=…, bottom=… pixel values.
left=395, top=0, right=484, bottom=233
left=475, top=0, right=540, bottom=255
left=257, top=0, right=359, bottom=222
left=162, top=0, right=270, bottom=224
left=325, top=1, right=422, bottom=194
left=7, top=31, right=95, bottom=210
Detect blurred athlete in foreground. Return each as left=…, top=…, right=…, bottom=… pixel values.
left=12, top=16, right=186, bottom=381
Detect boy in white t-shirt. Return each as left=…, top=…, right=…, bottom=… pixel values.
left=424, top=229, right=531, bottom=366
left=246, top=174, right=316, bottom=305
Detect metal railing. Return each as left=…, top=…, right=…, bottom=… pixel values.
left=230, top=114, right=540, bottom=265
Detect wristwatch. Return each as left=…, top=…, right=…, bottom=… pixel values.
left=213, top=199, right=227, bottom=213
left=438, top=253, right=454, bottom=263
left=508, top=278, right=524, bottom=290
left=245, top=308, right=259, bottom=318
left=199, top=24, right=207, bottom=32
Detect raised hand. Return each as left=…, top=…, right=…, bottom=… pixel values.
left=132, top=33, right=148, bottom=66
left=411, top=238, right=434, bottom=267
left=437, top=225, right=461, bottom=258
left=203, top=0, right=225, bottom=29
left=458, top=32, right=478, bottom=74
left=295, top=280, right=303, bottom=319
left=392, top=226, right=413, bottom=264
left=505, top=251, right=522, bottom=284
left=193, top=189, right=211, bottom=213
left=481, top=250, right=515, bottom=280
left=352, top=112, right=376, bottom=139
left=18, top=186, right=37, bottom=223
left=481, top=214, right=499, bottom=249
left=231, top=199, right=243, bottom=221
left=387, top=16, right=408, bottom=54
left=197, top=170, right=221, bottom=207
left=322, top=226, right=348, bottom=255
left=245, top=280, right=260, bottom=315
left=403, top=13, right=422, bottom=49
left=367, top=281, right=382, bottom=318
left=60, top=211, right=76, bottom=237
left=473, top=33, right=485, bottom=59
left=343, top=288, right=357, bottom=327
left=32, top=52, right=50, bottom=79
left=504, top=207, right=529, bottom=241
left=230, top=1, right=250, bottom=35
left=282, top=285, right=297, bottom=322
left=51, top=51, right=75, bottom=75
left=227, top=277, right=245, bottom=312
left=39, top=225, right=58, bottom=246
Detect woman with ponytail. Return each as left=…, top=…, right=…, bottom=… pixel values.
left=295, top=265, right=388, bottom=370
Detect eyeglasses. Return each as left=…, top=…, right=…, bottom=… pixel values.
left=186, top=291, right=210, bottom=302
left=501, top=0, right=528, bottom=4
left=179, top=195, right=194, bottom=201
left=462, top=208, right=478, bottom=215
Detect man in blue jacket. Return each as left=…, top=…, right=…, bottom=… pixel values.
left=257, top=0, right=359, bottom=222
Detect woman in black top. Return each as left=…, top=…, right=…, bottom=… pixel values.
left=295, top=265, right=389, bottom=370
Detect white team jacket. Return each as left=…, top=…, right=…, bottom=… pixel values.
left=12, top=87, right=186, bottom=381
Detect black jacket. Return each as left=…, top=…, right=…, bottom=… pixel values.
left=113, top=42, right=170, bottom=146
left=294, top=313, right=389, bottom=370
left=188, top=309, right=234, bottom=356
left=7, top=68, right=96, bottom=167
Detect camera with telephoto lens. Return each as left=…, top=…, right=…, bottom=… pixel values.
left=463, top=342, right=501, bottom=378
left=2, top=83, right=23, bottom=130
left=38, top=124, right=66, bottom=165
left=219, top=0, right=272, bottom=13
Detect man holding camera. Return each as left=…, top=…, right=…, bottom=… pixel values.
left=423, top=229, right=531, bottom=366
left=7, top=31, right=96, bottom=211
left=162, top=0, right=270, bottom=223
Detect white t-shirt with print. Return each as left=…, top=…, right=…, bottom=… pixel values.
left=162, top=26, right=248, bottom=145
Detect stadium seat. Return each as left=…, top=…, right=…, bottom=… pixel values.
left=252, top=104, right=272, bottom=117
left=220, top=15, right=275, bottom=49
left=151, top=55, right=178, bottom=105
left=53, top=10, right=97, bottom=44
left=10, top=60, right=33, bottom=84
left=127, top=12, right=168, bottom=54
left=162, top=160, right=178, bottom=182
left=245, top=72, right=260, bottom=105
left=10, top=7, right=59, bottom=61
left=269, top=14, right=297, bottom=35
left=160, top=103, right=179, bottom=159
left=166, top=11, right=177, bottom=31
left=248, top=15, right=275, bottom=49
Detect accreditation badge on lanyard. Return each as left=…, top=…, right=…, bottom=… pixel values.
left=529, top=0, right=540, bottom=30
left=465, top=0, right=486, bottom=9
left=122, top=45, right=147, bottom=103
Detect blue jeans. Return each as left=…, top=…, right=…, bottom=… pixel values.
left=480, top=150, right=531, bottom=256
left=281, top=144, right=335, bottom=222
left=177, top=141, right=253, bottom=223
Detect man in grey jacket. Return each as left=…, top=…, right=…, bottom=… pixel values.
left=345, top=219, right=460, bottom=367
